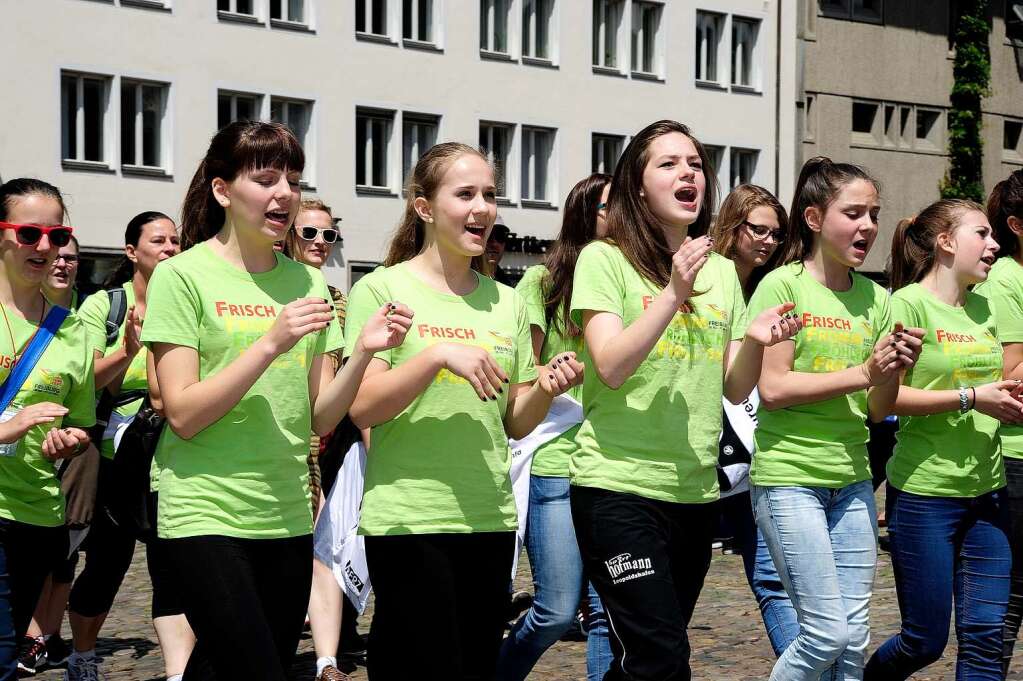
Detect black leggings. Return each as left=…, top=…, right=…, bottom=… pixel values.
left=365, top=532, right=514, bottom=681
left=164, top=533, right=312, bottom=681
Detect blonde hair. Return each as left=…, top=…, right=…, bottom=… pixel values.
left=283, top=198, right=334, bottom=259
left=384, top=142, right=492, bottom=274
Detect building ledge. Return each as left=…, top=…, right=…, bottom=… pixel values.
left=695, top=79, right=728, bottom=91
left=270, top=18, right=314, bottom=33
left=122, top=165, right=173, bottom=179
left=121, top=0, right=171, bottom=12
left=403, top=38, right=443, bottom=53
left=62, top=159, right=115, bottom=174
left=521, top=199, right=557, bottom=210
left=522, top=56, right=558, bottom=69
left=592, top=65, right=626, bottom=78
left=496, top=197, right=516, bottom=207
left=356, top=32, right=398, bottom=46
left=731, top=84, right=762, bottom=96
left=356, top=185, right=398, bottom=198
left=480, top=49, right=515, bottom=63
left=631, top=70, right=664, bottom=83
left=217, top=10, right=261, bottom=26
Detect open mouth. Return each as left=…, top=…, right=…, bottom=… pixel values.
left=852, top=238, right=869, bottom=252
left=674, top=186, right=698, bottom=204
left=465, top=224, right=487, bottom=239
left=26, top=257, right=48, bottom=269
left=265, top=209, right=289, bottom=227
left=980, top=255, right=996, bottom=266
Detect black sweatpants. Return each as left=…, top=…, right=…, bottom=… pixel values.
left=164, top=533, right=312, bottom=681
left=364, top=531, right=515, bottom=681
left=571, top=485, right=717, bottom=681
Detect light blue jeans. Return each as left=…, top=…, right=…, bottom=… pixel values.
left=495, top=475, right=612, bottom=681
left=752, top=480, right=878, bottom=681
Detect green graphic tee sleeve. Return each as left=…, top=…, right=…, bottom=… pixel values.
left=76, top=290, right=111, bottom=354
left=726, top=265, right=748, bottom=342
left=141, top=263, right=201, bottom=350
left=746, top=271, right=791, bottom=322
left=64, top=340, right=97, bottom=429
left=511, top=291, right=539, bottom=386
left=981, top=262, right=1023, bottom=343
left=312, top=272, right=343, bottom=357
left=515, top=265, right=548, bottom=333
left=343, top=274, right=393, bottom=366
left=570, top=242, right=626, bottom=324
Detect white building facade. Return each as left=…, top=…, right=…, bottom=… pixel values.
left=0, top=0, right=798, bottom=291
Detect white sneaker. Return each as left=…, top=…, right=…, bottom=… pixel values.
left=63, top=655, right=106, bottom=681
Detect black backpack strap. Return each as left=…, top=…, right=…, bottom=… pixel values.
left=105, top=288, right=128, bottom=347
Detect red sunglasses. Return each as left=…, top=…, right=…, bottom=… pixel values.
left=0, top=222, right=75, bottom=248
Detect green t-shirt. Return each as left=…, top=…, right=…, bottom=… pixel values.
left=748, top=263, right=891, bottom=488
left=343, top=263, right=538, bottom=536
left=78, top=283, right=148, bottom=458
left=0, top=307, right=96, bottom=527
left=975, top=257, right=1023, bottom=460
left=141, top=243, right=343, bottom=540
left=886, top=284, right=1004, bottom=496
left=515, top=264, right=583, bottom=477
left=568, top=242, right=747, bottom=503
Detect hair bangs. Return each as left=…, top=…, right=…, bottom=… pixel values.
left=234, top=123, right=306, bottom=176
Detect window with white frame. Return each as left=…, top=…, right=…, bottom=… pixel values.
left=270, top=0, right=305, bottom=23
left=695, top=11, right=724, bottom=83
left=730, top=148, right=758, bottom=189
left=820, top=0, right=882, bottom=22
left=217, top=91, right=261, bottom=130
left=271, top=97, right=312, bottom=149
left=480, top=0, right=510, bottom=53
left=521, top=126, right=555, bottom=203
left=356, top=0, right=390, bottom=36
left=522, top=0, right=555, bottom=61
left=703, top=144, right=724, bottom=188
left=61, top=72, right=110, bottom=165
left=121, top=80, right=168, bottom=170
left=218, top=0, right=255, bottom=16
left=480, top=121, right=514, bottom=198
left=592, top=0, right=623, bottom=69
left=402, top=113, right=439, bottom=183
left=356, top=108, right=395, bottom=190
left=403, top=0, right=435, bottom=42
left=592, top=133, right=624, bottom=174
left=631, top=1, right=662, bottom=76
left=1004, top=119, right=1023, bottom=161
left=731, top=17, right=759, bottom=88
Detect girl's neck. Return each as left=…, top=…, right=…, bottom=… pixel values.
left=408, top=243, right=477, bottom=296
left=920, top=266, right=967, bottom=307
left=734, top=261, right=753, bottom=293
left=0, top=272, right=45, bottom=321
left=213, top=221, right=277, bottom=273
left=132, top=269, right=149, bottom=311
left=661, top=223, right=689, bottom=253
left=48, top=287, right=73, bottom=308
left=805, top=247, right=852, bottom=291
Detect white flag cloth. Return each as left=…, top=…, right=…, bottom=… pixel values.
left=507, top=394, right=584, bottom=577
left=718, top=389, right=759, bottom=500
left=313, top=441, right=372, bottom=613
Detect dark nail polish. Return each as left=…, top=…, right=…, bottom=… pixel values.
left=490, top=395, right=498, bottom=401
left=481, top=396, right=488, bottom=402
left=557, top=358, right=563, bottom=364
left=498, top=387, right=503, bottom=394
left=503, top=378, right=510, bottom=384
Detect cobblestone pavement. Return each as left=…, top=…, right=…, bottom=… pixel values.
left=32, top=537, right=1022, bottom=680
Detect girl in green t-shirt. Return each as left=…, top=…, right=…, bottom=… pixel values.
left=141, top=122, right=412, bottom=681
left=0, top=178, right=95, bottom=677
left=496, top=173, right=613, bottom=681
left=569, top=120, right=800, bottom=680
left=865, top=199, right=1022, bottom=679
left=64, top=211, right=185, bottom=681
left=976, top=170, right=1023, bottom=675
left=749, top=157, right=924, bottom=681
left=343, top=142, right=582, bottom=680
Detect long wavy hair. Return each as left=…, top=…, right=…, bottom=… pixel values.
left=180, top=121, right=304, bottom=251
left=604, top=120, right=719, bottom=288
left=888, top=199, right=985, bottom=291
left=542, top=173, right=612, bottom=337
left=384, top=142, right=491, bottom=274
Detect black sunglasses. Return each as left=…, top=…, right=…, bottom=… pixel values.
left=297, top=226, right=340, bottom=244
left=741, top=221, right=785, bottom=243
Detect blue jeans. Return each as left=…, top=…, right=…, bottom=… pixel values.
left=722, top=491, right=800, bottom=656
left=496, top=475, right=612, bottom=681
left=865, top=487, right=1010, bottom=681
left=752, top=480, right=877, bottom=681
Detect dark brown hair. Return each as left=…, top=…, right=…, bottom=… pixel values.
left=778, top=156, right=880, bottom=266
left=987, top=169, right=1023, bottom=260
left=104, top=211, right=174, bottom=287
left=541, top=173, right=612, bottom=337
left=888, top=198, right=985, bottom=291
left=180, top=121, right=304, bottom=251
left=710, top=184, right=788, bottom=299
left=604, top=120, right=719, bottom=288
left=384, top=142, right=492, bottom=274
left=0, top=178, right=67, bottom=223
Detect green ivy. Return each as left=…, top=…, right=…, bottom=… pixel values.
left=941, top=0, right=992, bottom=201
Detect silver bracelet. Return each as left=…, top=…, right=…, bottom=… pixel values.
left=959, top=386, right=970, bottom=414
